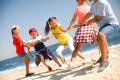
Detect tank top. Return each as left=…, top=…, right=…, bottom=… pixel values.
left=51, top=23, right=71, bottom=44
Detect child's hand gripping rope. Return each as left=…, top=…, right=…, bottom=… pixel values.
left=27, top=46, right=35, bottom=59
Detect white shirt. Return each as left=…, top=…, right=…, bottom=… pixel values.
left=29, top=35, right=42, bottom=43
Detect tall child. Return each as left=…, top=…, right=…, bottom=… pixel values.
left=28, top=28, right=61, bottom=71
left=66, top=0, right=98, bottom=68
left=44, top=17, right=91, bottom=69
left=11, top=25, right=37, bottom=77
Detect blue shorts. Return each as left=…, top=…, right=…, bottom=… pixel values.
left=99, top=24, right=120, bottom=39
left=18, top=52, right=27, bottom=57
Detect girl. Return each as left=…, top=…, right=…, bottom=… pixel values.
left=11, top=25, right=37, bottom=77
left=66, top=0, right=98, bottom=68
left=44, top=17, right=91, bottom=69
left=28, top=28, right=61, bottom=71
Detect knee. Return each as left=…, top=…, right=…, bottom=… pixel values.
left=40, top=55, right=44, bottom=60
left=56, top=48, right=62, bottom=55
left=69, top=47, right=74, bottom=52
left=24, top=57, right=30, bottom=64
left=74, top=47, right=79, bottom=52
left=27, top=58, right=30, bottom=63
left=98, top=32, right=106, bottom=39
left=74, top=44, right=81, bottom=51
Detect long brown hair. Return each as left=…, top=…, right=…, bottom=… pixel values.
left=44, top=17, right=57, bottom=36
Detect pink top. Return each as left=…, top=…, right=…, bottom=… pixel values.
left=75, top=4, right=90, bottom=23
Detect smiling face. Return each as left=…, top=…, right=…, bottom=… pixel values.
left=49, top=18, right=57, bottom=28
left=29, top=31, right=38, bottom=38
left=12, top=26, right=20, bottom=35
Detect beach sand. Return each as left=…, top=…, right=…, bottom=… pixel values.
left=0, top=45, right=120, bottom=80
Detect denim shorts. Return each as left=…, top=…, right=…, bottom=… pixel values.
left=18, top=52, right=27, bottom=57
left=99, top=24, right=120, bottom=39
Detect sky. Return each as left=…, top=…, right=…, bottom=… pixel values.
left=0, top=0, right=120, bottom=61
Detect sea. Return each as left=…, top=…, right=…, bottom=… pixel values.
left=0, top=30, right=120, bottom=74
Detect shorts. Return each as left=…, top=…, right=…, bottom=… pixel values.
left=35, top=47, right=53, bottom=66
left=74, top=25, right=98, bottom=45
left=99, top=24, right=120, bottom=39
left=18, top=52, right=27, bottom=57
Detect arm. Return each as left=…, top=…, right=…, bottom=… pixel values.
left=24, top=44, right=35, bottom=58
left=27, top=46, right=35, bottom=58
left=21, top=39, right=40, bottom=46
left=41, top=37, right=50, bottom=42
left=87, top=15, right=103, bottom=25
left=79, top=12, right=93, bottom=26
left=66, top=13, right=77, bottom=31
left=52, top=33, right=60, bottom=39
left=59, top=25, right=66, bottom=32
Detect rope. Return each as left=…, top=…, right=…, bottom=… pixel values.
left=27, top=48, right=35, bottom=59
left=27, top=36, right=54, bottom=59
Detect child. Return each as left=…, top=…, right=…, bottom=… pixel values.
left=79, top=0, right=120, bottom=72
left=66, top=0, right=98, bottom=68
left=28, top=28, right=61, bottom=71
left=11, top=25, right=36, bottom=77
left=44, top=17, right=91, bottom=69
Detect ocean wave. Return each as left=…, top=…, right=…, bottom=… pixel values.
left=0, top=66, right=24, bottom=74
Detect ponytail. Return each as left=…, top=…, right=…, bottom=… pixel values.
left=44, top=20, right=50, bottom=36
left=44, top=17, right=57, bottom=36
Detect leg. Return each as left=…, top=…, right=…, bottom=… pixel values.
left=56, top=45, right=67, bottom=64
left=95, top=28, right=110, bottom=64
left=70, top=43, right=91, bottom=64
left=58, top=55, right=66, bottom=64
left=98, top=32, right=108, bottom=62
left=40, top=55, right=52, bottom=71
left=100, top=32, right=109, bottom=53
left=21, top=53, right=34, bottom=77
left=77, top=52, right=85, bottom=59
left=99, top=24, right=115, bottom=55
left=51, top=55, right=61, bottom=67
left=68, top=42, right=83, bottom=69
left=67, top=39, right=85, bottom=62
left=97, top=24, right=120, bottom=72
left=97, top=32, right=111, bottom=72
left=70, top=42, right=82, bottom=63
left=93, top=35, right=104, bottom=64
left=22, top=56, right=30, bottom=74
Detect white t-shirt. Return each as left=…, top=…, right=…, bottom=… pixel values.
left=29, top=35, right=42, bottom=43
left=29, top=35, right=45, bottom=51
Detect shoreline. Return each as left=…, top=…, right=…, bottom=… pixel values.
left=0, top=44, right=120, bottom=80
